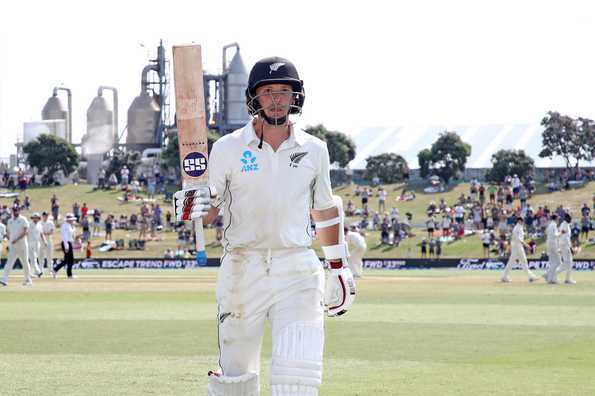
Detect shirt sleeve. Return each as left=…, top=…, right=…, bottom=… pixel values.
left=312, top=143, right=335, bottom=211
left=208, top=140, right=229, bottom=209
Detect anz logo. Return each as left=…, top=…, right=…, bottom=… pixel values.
left=240, top=150, right=259, bottom=173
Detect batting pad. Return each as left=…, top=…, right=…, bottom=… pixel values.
left=270, top=321, right=323, bottom=395
left=207, top=372, right=258, bottom=396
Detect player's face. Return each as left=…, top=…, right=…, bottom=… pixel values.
left=255, top=83, right=293, bottom=119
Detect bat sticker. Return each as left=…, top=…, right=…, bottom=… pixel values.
left=182, top=152, right=208, bottom=178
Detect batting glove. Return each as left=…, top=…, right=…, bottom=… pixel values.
left=173, top=186, right=216, bottom=222
left=325, top=262, right=357, bottom=317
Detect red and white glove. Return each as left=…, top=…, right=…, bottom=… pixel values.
left=173, top=186, right=216, bottom=222
left=324, top=260, right=357, bottom=317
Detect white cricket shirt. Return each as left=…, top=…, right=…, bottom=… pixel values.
left=0, top=222, right=5, bottom=241
left=511, top=223, right=524, bottom=247
left=7, top=215, right=29, bottom=246
left=209, top=122, right=335, bottom=250
left=41, top=220, right=55, bottom=241
left=27, top=221, right=43, bottom=243
left=545, top=221, right=559, bottom=247
left=61, top=222, right=75, bottom=244
left=558, top=221, right=571, bottom=248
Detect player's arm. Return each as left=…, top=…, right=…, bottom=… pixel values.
left=311, top=143, right=356, bottom=316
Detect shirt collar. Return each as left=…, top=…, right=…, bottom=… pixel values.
left=242, top=121, right=307, bottom=147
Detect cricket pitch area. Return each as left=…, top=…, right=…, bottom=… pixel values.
left=1, top=269, right=595, bottom=395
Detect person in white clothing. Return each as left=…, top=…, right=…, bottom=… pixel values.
left=27, top=212, right=44, bottom=277
left=1, top=206, right=31, bottom=286
left=174, top=57, right=356, bottom=396
left=500, top=216, right=538, bottom=283
left=556, top=213, right=576, bottom=284
left=345, top=225, right=367, bottom=277
left=544, top=214, right=562, bottom=284
left=53, top=213, right=76, bottom=278
left=39, top=212, right=55, bottom=273
left=0, top=221, right=6, bottom=261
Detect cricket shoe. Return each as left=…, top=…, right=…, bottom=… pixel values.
left=22, top=280, right=33, bottom=287
left=564, top=279, right=577, bottom=285
left=0, top=280, right=7, bottom=286
left=500, top=277, right=512, bottom=283
left=529, top=276, right=539, bottom=283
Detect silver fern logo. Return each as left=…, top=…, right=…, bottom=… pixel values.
left=289, top=152, right=308, bottom=168
left=269, top=62, right=285, bottom=74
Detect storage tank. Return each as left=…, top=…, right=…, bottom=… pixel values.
left=42, top=87, right=72, bottom=143
left=42, top=95, right=68, bottom=126
left=126, top=92, right=160, bottom=151
left=225, top=50, right=250, bottom=125
left=85, top=94, right=114, bottom=155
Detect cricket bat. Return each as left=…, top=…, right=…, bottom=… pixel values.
left=173, top=44, right=209, bottom=266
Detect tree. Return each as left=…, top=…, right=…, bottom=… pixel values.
left=304, top=124, right=356, bottom=167
left=417, top=131, right=471, bottom=184
left=161, top=130, right=222, bottom=174
left=365, top=153, right=409, bottom=184
left=106, top=149, right=141, bottom=181
left=539, top=111, right=593, bottom=169
left=487, top=149, right=535, bottom=182
left=23, top=134, right=79, bottom=179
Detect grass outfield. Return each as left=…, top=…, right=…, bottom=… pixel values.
left=1, top=269, right=595, bottom=395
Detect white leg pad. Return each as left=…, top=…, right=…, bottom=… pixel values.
left=207, top=372, right=259, bottom=396
left=270, top=322, right=323, bottom=395
left=270, top=384, right=318, bottom=396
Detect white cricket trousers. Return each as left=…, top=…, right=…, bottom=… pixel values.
left=557, top=245, right=574, bottom=282
left=546, top=244, right=563, bottom=282
left=216, top=247, right=325, bottom=396
left=39, top=240, right=53, bottom=269
left=28, top=242, right=42, bottom=275
left=2, top=244, right=31, bottom=284
left=502, top=244, right=535, bottom=280
left=347, top=256, right=363, bottom=278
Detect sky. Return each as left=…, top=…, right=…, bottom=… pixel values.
left=1, top=0, right=594, bottom=164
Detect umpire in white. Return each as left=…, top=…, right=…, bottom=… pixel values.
left=53, top=213, right=76, bottom=278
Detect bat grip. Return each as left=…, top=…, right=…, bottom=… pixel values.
left=194, top=217, right=207, bottom=266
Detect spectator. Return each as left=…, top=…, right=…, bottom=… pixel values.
left=428, top=239, right=435, bottom=258
left=164, top=248, right=175, bottom=259
left=361, top=187, right=369, bottom=207
left=105, top=215, right=113, bottom=241
left=435, top=238, right=442, bottom=259
left=81, top=216, right=90, bottom=242
left=92, top=209, right=102, bottom=236
left=73, top=202, right=80, bottom=222
left=24, top=196, right=31, bottom=210
left=120, top=165, right=130, bottom=187
left=420, top=238, right=427, bottom=258
left=81, top=203, right=89, bottom=219
left=378, top=186, right=387, bottom=213
left=581, top=213, right=590, bottom=240
left=98, top=168, right=106, bottom=189
left=426, top=215, right=435, bottom=238
left=481, top=230, right=491, bottom=258
left=487, top=183, right=497, bottom=204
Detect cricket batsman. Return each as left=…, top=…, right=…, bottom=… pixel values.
left=175, top=57, right=356, bottom=396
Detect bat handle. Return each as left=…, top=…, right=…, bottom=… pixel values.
left=194, top=217, right=207, bottom=266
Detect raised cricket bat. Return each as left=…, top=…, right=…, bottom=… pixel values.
left=173, top=44, right=209, bottom=266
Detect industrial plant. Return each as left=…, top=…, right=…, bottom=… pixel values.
left=17, top=41, right=250, bottom=184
